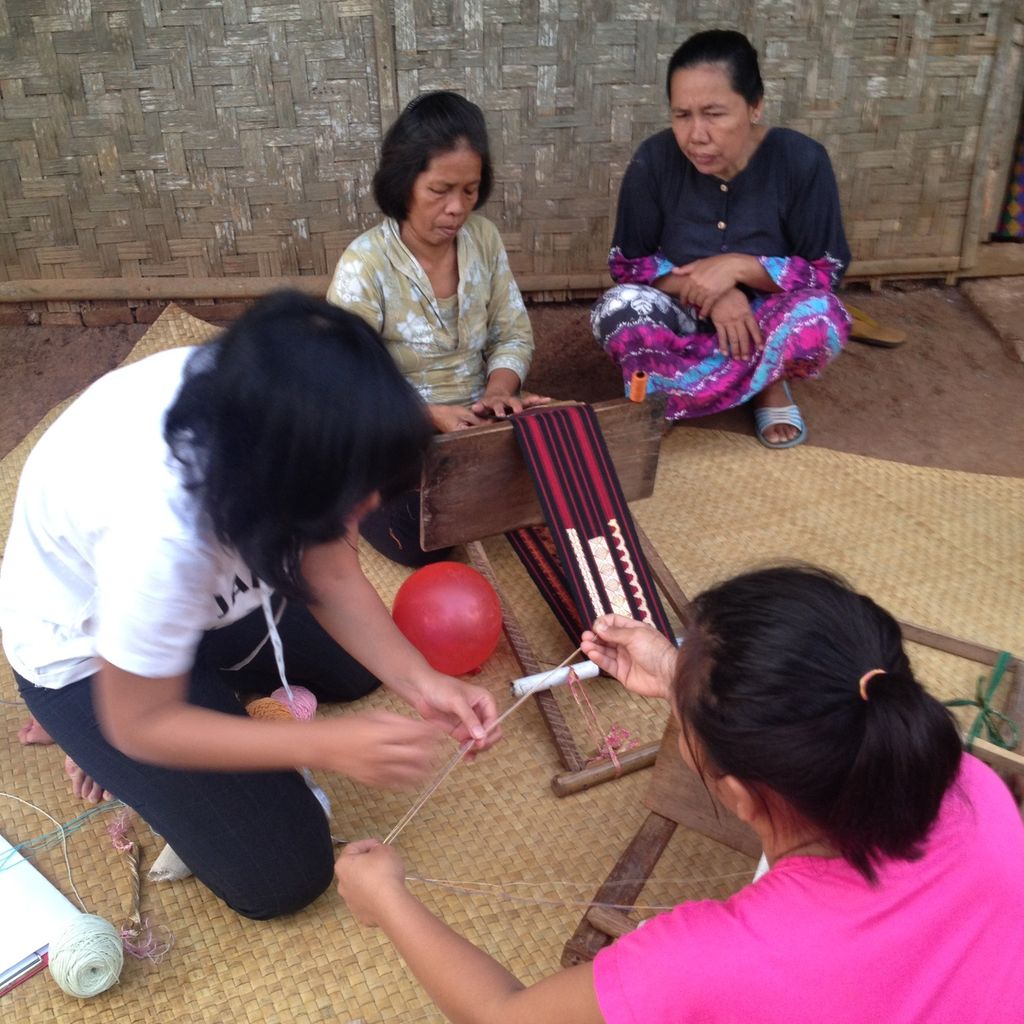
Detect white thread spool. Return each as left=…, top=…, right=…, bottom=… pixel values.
left=48, top=914, right=123, bottom=998
left=511, top=660, right=601, bottom=698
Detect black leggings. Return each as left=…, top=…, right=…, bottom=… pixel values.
left=18, top=599, right=380, bottom=920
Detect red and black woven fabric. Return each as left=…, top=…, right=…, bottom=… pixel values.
left=506, top=524, right=586, bottom=641
left=507, top=404, right=673, bottom=641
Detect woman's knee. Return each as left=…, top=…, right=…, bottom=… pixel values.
left=210, top=810, right=336, bottom=920
left=768, top=288, right=851, bottom=347
left=815, top=290, right=851, bottom=348
left=228, top=849, right=335, bottom=921
left=781, top=287, right=848, bottom=321
left=591, top=283, right=674, bottom=344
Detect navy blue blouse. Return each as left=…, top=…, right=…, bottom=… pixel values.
left=610, top=127, right=851, bottom=287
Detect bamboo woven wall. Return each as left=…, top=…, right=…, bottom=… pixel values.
left=1, top=0, right=1022, bottom=297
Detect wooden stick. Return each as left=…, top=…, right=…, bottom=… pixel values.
left=585, top=904, right=639, bottom=938
left=969, top=738, right=1024, bottom=778
left=382, top=647, right=582, bottom=846
left=898, top=620, right=1019, bottom=668
left=2, top=255, right=1001, bottom=307
left=561, top=811, right=678, bottom=966
left=551, top=741, right=660, bottom=797
left=0, top=273, right=606, bottom=303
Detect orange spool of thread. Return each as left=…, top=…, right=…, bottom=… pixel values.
left=245, top=697, right=295, bottom=722
left=629, top=370, right=648, bottom=402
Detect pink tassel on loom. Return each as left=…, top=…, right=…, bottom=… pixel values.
left=107, top=809, right=135, bottom=852
left=122, top=919, right=173, bottom=962
left=565, top=669, right=635, bottom=772
left=591, top=724, right=636, bottom=766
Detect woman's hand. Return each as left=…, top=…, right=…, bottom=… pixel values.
left=429, top=403, right=484, bottom=433
left=671, top=255, right=743, bottom=316
left=470, top=390, right=551, bottom=419
left=335, top=838, right=409, bottom=927
left=408, top=673, right=501, bottom=757
left=581, top=614, right=678, bottom=701
left=473, top=366, right=552, bottom=420
left=708, top=288, right=763, bottom=359
left=336, top=836, right=607, bottom=1023
left=316, top=711, right=449, bottom=789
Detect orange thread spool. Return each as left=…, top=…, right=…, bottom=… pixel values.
left=245, top=697, right=295, bottom=722
left=629, top=371, right=648, bottom=402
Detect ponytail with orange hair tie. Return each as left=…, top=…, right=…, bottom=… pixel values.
left=858, top=668, right=886, bottom=701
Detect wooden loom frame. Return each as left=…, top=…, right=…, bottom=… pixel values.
left=561, top=626, right=1024, bottom=966
left=418, top=397, right=690, bottom=797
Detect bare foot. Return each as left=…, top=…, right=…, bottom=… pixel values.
left=753, top=381, right=801, bottom=445
left=18, top=716, right=55, bottom=745
left=64, top=756, right=114, bottom=804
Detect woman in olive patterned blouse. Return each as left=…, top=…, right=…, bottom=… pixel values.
left=327, top=91, right=549, bottom=565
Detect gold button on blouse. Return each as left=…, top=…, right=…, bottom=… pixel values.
left=720, top=183, right=728, bottom=192
left=717, top=220, right=726, bottom=230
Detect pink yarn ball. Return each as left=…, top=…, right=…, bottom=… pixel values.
left=270, top=685, right=318, bottom=721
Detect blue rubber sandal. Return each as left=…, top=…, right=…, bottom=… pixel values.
left=753, top=382, right=807, bottom=450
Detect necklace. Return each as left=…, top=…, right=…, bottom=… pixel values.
left=773, top=837, right=832, bottom=862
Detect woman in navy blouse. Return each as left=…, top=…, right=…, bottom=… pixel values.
left=592, top=30, right=851, bottom=447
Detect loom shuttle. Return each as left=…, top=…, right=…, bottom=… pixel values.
left=511, top=660, right=601, bottom=697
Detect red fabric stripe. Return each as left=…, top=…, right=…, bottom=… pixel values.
left=507, top=526, right=583, bottom=641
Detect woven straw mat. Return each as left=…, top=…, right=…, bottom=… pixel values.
left=1, top=304, right=1021, bottom=1022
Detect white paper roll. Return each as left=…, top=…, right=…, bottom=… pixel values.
left=511, top=660, right=601, bottom=697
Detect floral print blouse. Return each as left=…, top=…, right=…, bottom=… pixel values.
left=326, top=214, right=534, bottom=406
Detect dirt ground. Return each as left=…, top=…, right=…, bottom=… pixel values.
left=2, top=281, right=1023, bottom=477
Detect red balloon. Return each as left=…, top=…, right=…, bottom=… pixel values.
left=392, top=562, right=503, bottom=675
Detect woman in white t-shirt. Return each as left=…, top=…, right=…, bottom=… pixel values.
left=0, top=290, right=499, bottom=919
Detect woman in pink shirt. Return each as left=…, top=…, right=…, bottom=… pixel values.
left=335, top=565, right=1024, bottom=1023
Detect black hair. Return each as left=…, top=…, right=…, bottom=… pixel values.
left=674, top=565, right=962, bottom=883
left=666, top=29, right=764, bottom=105
left=164, top=290, right=432, bottom=602
left=372, top=90, right=493, bottom=221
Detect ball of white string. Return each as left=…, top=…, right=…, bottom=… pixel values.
left=48, top=914, right=123, bottom=998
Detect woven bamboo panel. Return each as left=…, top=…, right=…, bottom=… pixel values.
left=0, top=1, right=1021, bottom=290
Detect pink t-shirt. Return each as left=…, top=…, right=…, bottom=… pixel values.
left=594, top=755, right=1024, bottom=1023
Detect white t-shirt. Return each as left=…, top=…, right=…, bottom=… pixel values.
left=0, top=347, right=266, bottom=689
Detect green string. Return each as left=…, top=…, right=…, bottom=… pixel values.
left=943, top=651, right=1019, bottom=751
left=0, top=799, right=126, bottom=874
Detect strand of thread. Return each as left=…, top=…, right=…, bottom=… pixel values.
left=383, top=647, right=582, bottom=845
left=257, top=591, right=331, bottom=815
left=408, top=871, right=755, bottom=912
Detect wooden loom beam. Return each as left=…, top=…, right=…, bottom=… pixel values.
left=420, top=398, right=666, bottom=548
